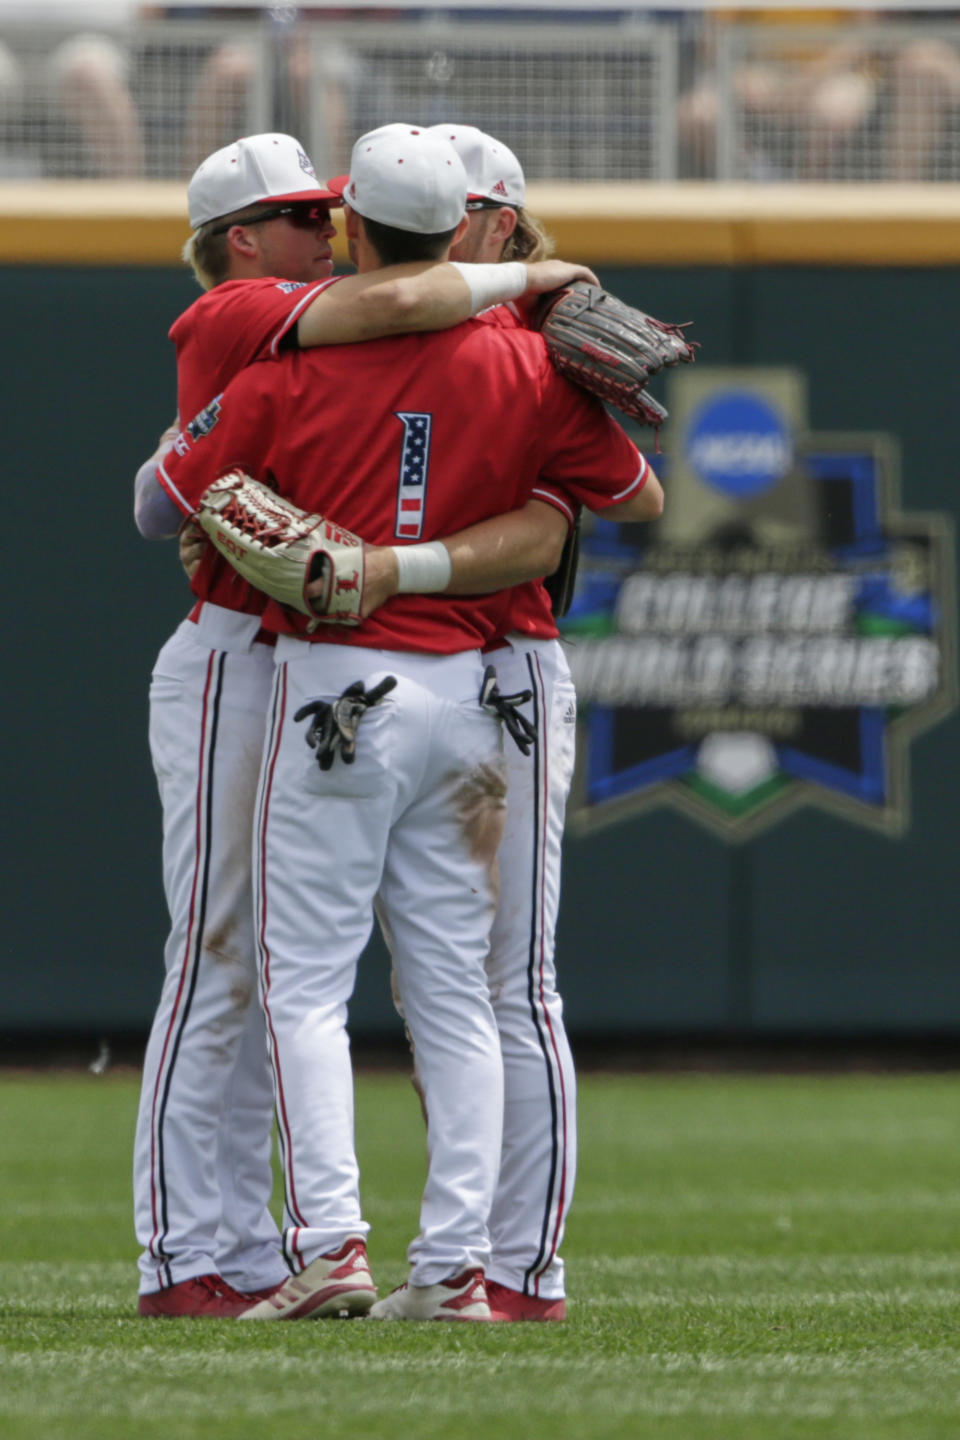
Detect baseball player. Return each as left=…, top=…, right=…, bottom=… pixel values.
left=427, top=125, right=595, bottom=1321
left=133, top=130, right=604, bottom=1317
left=155, top=125, right=661, bottom=1322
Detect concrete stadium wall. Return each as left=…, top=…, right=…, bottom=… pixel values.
left=2, top=186, right=958, bottom=1040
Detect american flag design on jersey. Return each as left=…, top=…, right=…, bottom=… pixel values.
left=394, top=411, right=432, bottom=539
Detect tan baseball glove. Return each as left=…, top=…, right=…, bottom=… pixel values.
left=194, top=470, right=366, bottom=626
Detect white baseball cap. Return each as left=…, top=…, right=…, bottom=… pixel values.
left=328, top=124, right=467, bottom=235
left=187, top=132, right=338, bottom=229
left=426, top=124, right=525, bottom=208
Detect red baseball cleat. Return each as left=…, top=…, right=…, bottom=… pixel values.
left=138, top=1273, right=254, bottom=1318
left=485, top=1280, right=567, bottom=1322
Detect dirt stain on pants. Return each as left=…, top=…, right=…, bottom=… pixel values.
left=453, top=757, right=509, bottom=874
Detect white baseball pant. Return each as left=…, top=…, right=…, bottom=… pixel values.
left=483, top=636, right=578, bottom=1302
left=133, top=603, right=287, bottom=1296
left=256, top=639, right=505, bottom=1286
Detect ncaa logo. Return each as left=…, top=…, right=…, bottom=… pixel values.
left=561, top=366, right=957, bottom=841
left=687, top=390, right=793, bottom=499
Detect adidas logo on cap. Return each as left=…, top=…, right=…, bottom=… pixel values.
left=425, top=125, right=526, bottom=208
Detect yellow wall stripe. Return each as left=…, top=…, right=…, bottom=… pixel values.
left=2, top=181, right=959, bottom=267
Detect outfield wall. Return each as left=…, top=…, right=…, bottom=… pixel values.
left=3, top=185, right=958, bottom=1040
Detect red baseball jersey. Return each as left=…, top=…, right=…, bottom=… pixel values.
left=474, top=301, right=646, bottom=642
left=170, top=275, right=340, bottom=615
left=159, top=319, right=647, bottom=654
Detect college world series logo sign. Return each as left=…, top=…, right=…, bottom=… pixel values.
left=562, top=368, right=957, bottom=840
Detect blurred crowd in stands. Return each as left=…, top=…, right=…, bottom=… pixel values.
left=0, top=4, right=959, bottom=182
left=679, top=6, right=960, bottom=181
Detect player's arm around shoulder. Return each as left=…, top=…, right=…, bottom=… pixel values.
left=295, top=259, right=602, bottom=347
left=297, top=264, right=472, bottom=345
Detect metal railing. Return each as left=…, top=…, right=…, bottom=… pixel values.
left=0, top=11, right=958, bottom=185
left=0, top=14, right=673, bottom=183
left=713, top=22, right=960, bottom=183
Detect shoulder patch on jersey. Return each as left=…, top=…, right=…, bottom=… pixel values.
left=274, top=281, right=308, bottom=294
left=185, top=394, right=223, bottom=442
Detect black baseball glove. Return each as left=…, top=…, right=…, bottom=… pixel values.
left=543, top=506, right=582, bottom=619
left=479, top=665, right=538, bottom=757
left=533, top=280, right=697, bottom=429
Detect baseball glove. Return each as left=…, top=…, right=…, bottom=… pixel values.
left=194, top=470, right=366, bottom=626
left=543, top=506, right=582, bottom=619
left=295, top=676, right=397, bottom=769
left=532, top=280, right=696, bottom=428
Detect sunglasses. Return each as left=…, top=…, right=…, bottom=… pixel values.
left=465, top=199, right=518, bottom=212
left=210, top=203, right=334, bottom=235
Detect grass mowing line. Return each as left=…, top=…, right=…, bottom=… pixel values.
left=575, top=1188, right=960, bottom=1214
left=2, top=1353, right=956, bottom=1384
left=649, top=1110, right=960, bottom=1125
left=575, top=1291, right=960, bottom=1308
left=594, top=1122, right=960, bottom=1148
left=3, top=1369, right=959, bottom=1427
left=0, top=1261, right=134, bottom=1279
left=576, top=1254, right=960, bottom=1277
left=4, top=1344, right=959, bottom=1375
left=0, top=1201, right=131, bottom=1222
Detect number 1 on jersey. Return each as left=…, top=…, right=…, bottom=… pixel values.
left=394, top=411, right=432, bottom=539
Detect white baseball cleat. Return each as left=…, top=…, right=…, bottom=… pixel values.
left=368, top=1267, right=496, bottom=1322
left=239, top=1237, right=376, bottom=1320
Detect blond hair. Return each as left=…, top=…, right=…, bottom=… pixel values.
left=502, top=207, right=554, bottom=263
left=181, top=225, right=230, bottom=291
left=181, top=204, right=274, bottom=290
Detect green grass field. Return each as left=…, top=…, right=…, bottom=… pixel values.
left=1, top=1068, right=959, bottom=1440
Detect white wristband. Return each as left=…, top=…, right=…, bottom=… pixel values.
left=452, top=260, right=527, bottom=315
left=392, top=541, right=453, bottom=594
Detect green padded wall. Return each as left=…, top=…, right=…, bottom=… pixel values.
left=2, top=262, right=956, bottom=1038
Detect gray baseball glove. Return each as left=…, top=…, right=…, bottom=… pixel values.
left=533, top=280, right=697, bottom=428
